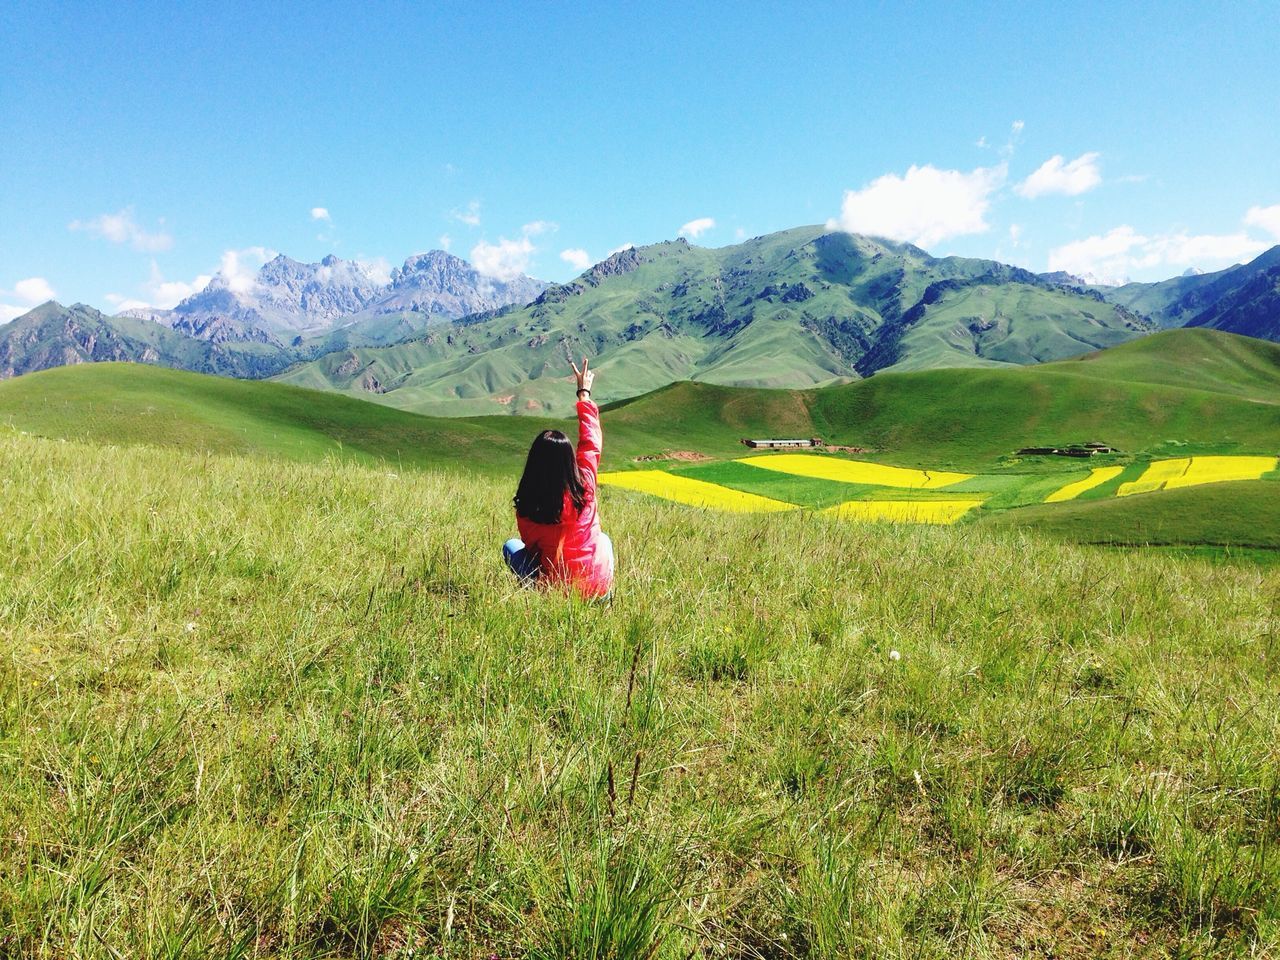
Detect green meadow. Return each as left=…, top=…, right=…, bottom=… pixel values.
left=3, top=430, right=1279, bottom=958
left=1, top=326, right=1279, bottom=956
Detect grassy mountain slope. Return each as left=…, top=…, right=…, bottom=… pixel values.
left=0, top=363, right=536, bottom=471
left=803, top=329, right=1279, bottom=466
left=3, top=329, right=1275, bottom=479
left=0, top=363, right=798, bottom=470
left=594, top=329, right=1278, bottom=469
left=1103, top=245, right=1280, bottom=335
left=1186, top=253, right=1280, bottom=341
left=275, top=228, right=1152, bottom=416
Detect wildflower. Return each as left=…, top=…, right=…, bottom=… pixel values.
left=387, top=472, right=399, bottom=480
left=888, top=649, right=901, bottom=661
left=185, top=622, right=197, bottom=633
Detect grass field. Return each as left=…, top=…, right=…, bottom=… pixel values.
left=3, top=429, right=1280, bottom=958
left=2, top=334, right=1277, bottom=556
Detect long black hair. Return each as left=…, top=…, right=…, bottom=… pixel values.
left=513, top=429, right=587, bottom=524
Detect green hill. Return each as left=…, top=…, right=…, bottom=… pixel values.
left=807, top=329, right=1280, bottom=467
left=2, top=329, right=1276, bottom=479
left=612, top=328, right=1280, bottom=469
left=0, top=363, right=533, bottom=472
left=274, top=228, right=1153, bottom=416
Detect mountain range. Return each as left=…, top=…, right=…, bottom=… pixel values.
left=2, top=226, right=1278, bottom=411
left=0, top=251, right=545, bottom=381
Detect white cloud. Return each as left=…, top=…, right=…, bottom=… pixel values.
left=216, top=247, right=274, bottom=295
left=828, top=163, right=1006, bottom=249
left=358, top=257, right=392, bottom=286
left=143, top=260, right=214, bottom=309
left=1048, top=224, right=1268, bottom=281
left=95, top=247, right=274, bottom=313
left=1002, top=120, right=1025, bottom=158
left=310, top=207, right=331, bottom=222
left=438, top=233, right=452, bottom=251
left=1016, top=152, right=1102, bottom=199
left=0, top=276, right=56, bottom=322
left=69, top=207, right=173, bottom=252
left=607, top=242, right=635, bottom=256
left=470, top=222, right=552, bottom=281
left=1008, top=224, right=1023, bottom=245
left=452, top=200, right=482, bottom=226
left=13, top=277, right=56, bottom=303
left=1244, top=204, right=1280, bottom=240
left=472, top=236, right=534, bottom=280
left=677, top=217, right=715, bottom=239
left=103, top=293, right=152, bottom=312
left=560, top=248, right=592, bottom=270
left=1154, top=232, right=1268, bottom=264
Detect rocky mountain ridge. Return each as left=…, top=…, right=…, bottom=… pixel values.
left=4, top=230, right=1278, bottom=399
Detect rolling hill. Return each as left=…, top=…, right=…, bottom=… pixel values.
left=3, top=328, right=1275, bottom=477
left=274, top=227, right=1155, bottom=416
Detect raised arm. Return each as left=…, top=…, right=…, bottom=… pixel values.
left=571, top=357, right=600, bottom=487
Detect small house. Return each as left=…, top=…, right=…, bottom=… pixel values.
left=742, top=438, right=825, bottom=449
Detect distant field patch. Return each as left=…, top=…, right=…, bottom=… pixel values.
left=1166, top=455, right=1278, bottom=489
left=1118, top=456, right=1277, bottom=497
left=598, top=470, right=797, bottom=513
left=738, top=453, right=971, bottom=488
left=823, top=499, right=983, bottom=524
left=1044, top=466, right=1125, bottom=503
left=603, top=453, right=1279, bottom=528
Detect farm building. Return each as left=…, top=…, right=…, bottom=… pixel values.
left=1017, top=441, right=1117, bottom=457
left=741, top=438, right=825, bottom=449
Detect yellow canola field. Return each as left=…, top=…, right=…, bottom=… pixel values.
left=1165, top=455, right=1278, bottom=490
left=1044, top=466, right=1124, bottom=503
left=598, top=470, right=798, bottom=513
left=1117, top=458, right=1190, bottom=497
left=738, top=454, right=972, bottom=489
left=1118, top=456, right=1278, bottom=497
left=823, top=499, right=983, bottom=525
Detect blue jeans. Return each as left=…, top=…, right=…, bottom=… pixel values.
left=503, top=537, right=542, bottom=582
left=503, top=534, right=615, bottom=590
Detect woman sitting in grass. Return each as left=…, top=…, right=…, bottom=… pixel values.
left=503, top=358, right=614, bottom=598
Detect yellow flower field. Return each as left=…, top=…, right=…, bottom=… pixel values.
left=1118, top=456, right=1277, bottom=497
left=1164, top=455, right=1278, bottom=490
left=822, top=499, right=984, bottom=525
left=598, top=470, right=798, bottom=513
left=738, top=454, right=972, bottom=489
left=1044, top=466, right=1124, bottom=503
left=1117, top=458, right=1190, bottom=497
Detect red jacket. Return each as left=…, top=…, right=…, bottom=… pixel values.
left=516, top=399, right=612, bottom=597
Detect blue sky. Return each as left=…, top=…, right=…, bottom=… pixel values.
left=2, top=0, right=1279, bottom=319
